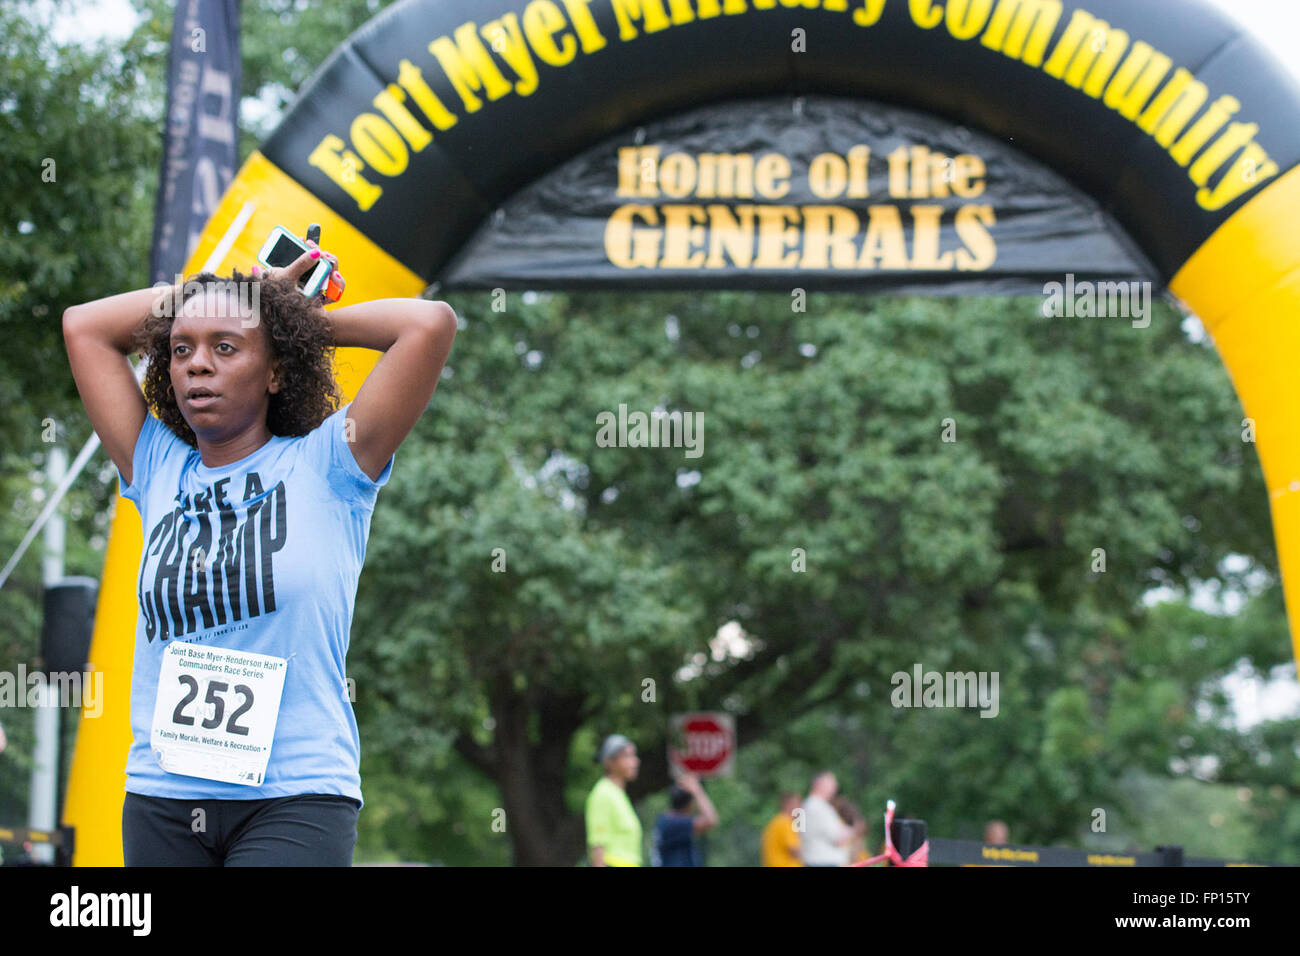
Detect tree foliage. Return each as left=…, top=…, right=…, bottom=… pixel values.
left=350, top=288, right=1296, bottom=864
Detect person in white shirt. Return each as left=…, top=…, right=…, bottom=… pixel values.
left=799, top=770, right=864, bottom=866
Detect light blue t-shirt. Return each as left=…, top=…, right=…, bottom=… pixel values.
left=116, top=402, right=393, bottom=807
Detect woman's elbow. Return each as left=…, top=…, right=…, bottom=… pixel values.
left=421, top=300, right=458, bottom=344
left=62, top=306, right=83, bottom=335
left=429, top=299, right=457, bottom=329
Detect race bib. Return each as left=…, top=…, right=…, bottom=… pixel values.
left=149, top=642, right=288, bottom=786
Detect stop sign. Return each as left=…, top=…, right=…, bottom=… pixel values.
left=668, top=712, right=735, bottom=777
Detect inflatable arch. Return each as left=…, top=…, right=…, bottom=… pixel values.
left=64, top=0, right=1300, bottom=863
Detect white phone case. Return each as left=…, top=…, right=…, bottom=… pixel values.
left=256, top=225, right=332, bottom=297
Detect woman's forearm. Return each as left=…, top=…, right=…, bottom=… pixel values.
left=63, top=285, right=176, bottom=355
left=326, top=298, right=453, bottom=351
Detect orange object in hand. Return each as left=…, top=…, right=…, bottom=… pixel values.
left=322, top=268, right=345, bottom=303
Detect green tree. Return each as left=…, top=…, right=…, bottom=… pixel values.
left=349, top=288, right=1293, bottom=864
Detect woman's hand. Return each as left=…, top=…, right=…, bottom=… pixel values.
left=250, top=239, right=345, bottom=298
left=304, top=238, right=345, bottom=298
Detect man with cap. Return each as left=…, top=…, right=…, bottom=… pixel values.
left=586, top=734, right=643, bottom=866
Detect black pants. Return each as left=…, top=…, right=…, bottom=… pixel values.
left=122, top=792, right=359, bottom=866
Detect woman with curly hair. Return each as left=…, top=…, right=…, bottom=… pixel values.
left=62, top=241, right=456, bottom=865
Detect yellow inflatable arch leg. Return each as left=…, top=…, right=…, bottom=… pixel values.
left=1170, top=163, right=1300, bottom=683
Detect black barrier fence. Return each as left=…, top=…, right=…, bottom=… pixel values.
left=920, top=827, right=1278, bottom=867
left=930, top=838, right=1276, bottom=867
left=879, top=815, right=1281, bottom=867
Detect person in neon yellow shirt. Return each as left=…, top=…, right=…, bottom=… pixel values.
left=586, top=734, right=643, bottom=867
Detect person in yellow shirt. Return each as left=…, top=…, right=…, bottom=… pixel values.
left=586, top=734, right=643, bottom=866
left=760, top=792, right=802, bottom=866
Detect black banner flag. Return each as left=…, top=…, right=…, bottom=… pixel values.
left=149, top=0, right=241, bottom=285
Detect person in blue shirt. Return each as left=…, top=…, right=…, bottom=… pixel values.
left=63, top=240, right=456, bottom=865
left=651, top=773, right=719, bottom=866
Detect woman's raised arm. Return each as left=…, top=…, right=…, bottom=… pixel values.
left=260, top=243, right=457, bottom=483
left=325, top=297, right=457, bottom=482
left=62, top=285, right=173, bottom=487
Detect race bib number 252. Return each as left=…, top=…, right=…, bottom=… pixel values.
left=149, top=642, right=288, bottom=786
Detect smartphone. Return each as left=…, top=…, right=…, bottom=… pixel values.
left=257, top=225, right=333, bottom=297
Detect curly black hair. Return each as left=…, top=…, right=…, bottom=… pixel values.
left=132, top=269, right=343, bottom=447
